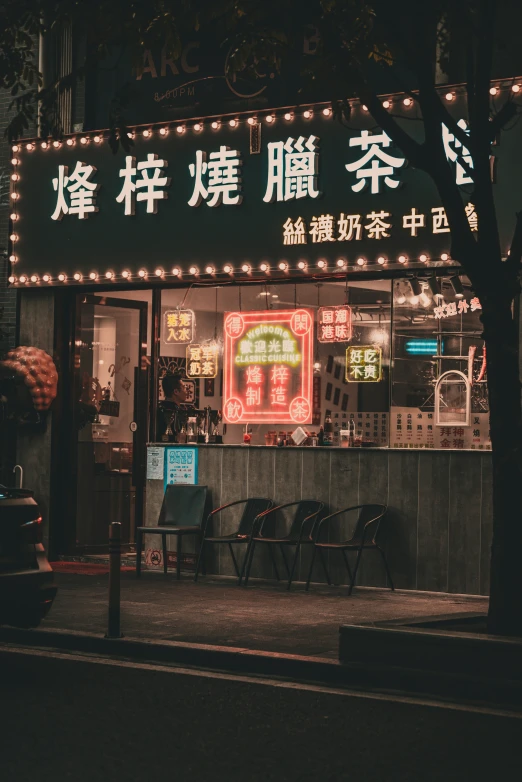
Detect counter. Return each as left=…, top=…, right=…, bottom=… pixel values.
left=144, top=444, right=492, bottom=596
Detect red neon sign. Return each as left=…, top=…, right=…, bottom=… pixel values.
left=317, top=305, right=352, bottom=342
left=223, top=309, right=313, bottom=424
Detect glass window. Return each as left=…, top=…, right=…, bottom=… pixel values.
left=391, top=275, right=490, bottom=450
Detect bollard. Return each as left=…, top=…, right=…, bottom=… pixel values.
left=106, top=521, right=123, bottom=638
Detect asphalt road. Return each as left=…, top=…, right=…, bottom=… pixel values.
left=1, top=645, right=521, bottom=782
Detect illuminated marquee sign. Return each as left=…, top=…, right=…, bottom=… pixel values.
left=163, top=309, right=195, bottom=344
left=346, top=345, right=382, bottom=382
left=317, top=305, right=352, bottom=343
left=223, top=309, right=313, bottom=424
left=186, top=343, right=219, bottom=378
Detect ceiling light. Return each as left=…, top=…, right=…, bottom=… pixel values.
left=428, top=276, right=442, bottom=299
left=410, top=278, right=422, bottom=296
left=450, top=275, right=464, bottom=298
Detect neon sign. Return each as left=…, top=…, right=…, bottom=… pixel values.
left=223, top=309, right=313, bottom=424
left=346, top=345, right=382, bottom=382
left=317, top=305, right=352, bottom=343
left=163, top=309, right=195, bottom=344
left=186, top=343, right=219, bottom=378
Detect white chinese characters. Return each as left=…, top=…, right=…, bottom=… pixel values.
left=442, top=119, right=473, bottom=186
left=51, top=162, right=99, bottom=220
left=264, top=136, right=320, bottom=202
left=189, top=146, right=242, bottom=207
left=345, top=131, right=406, bottom=194
left=116, top=154, right=170, bottom=215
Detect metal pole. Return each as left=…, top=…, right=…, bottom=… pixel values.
left=106, top=522, right=123, bottom=638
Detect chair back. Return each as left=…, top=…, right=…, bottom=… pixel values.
left=159, top=484, right=208, bottom=528
left=351, top=504, right=387, bottom=545
left=288, top=500, right=325, bottom=540
left=237, top=498, right=274, bottom=536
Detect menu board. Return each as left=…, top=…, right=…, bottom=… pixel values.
left=223, top=309, right=313, bottom=424
left=390, top=407, right=491, bottom=450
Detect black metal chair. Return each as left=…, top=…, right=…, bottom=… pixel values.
left=194, top=497, right=274, bottom=584
left=136, top=484, right=208, bottom=579
left=305, top=504, right=394, bottom=594
left=242, top=500, right=325, bottom=589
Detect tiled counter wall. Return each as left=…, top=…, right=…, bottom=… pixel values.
left=145, top=446, right=492, bottom=596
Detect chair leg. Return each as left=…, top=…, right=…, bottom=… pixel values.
left=176, top=535, right=182, bottom=580
left=287, top=544, right=300, bottom=591
left=267, top=544, right=281, bottom=581
left=341, top=549, right=353, bottom=582
left=279, top=545, right=291, bottom=579
left=200, top=536, right=206, bottom=576
left=348, top=548, right=363, bottom=595
left=162, top=533, right=168, bottom=575
left=229, top=543, right=241, bottom=580
left=377, top=546, right=395, bottom=591
left=318, top=548, right=331, bottom=586
left=136, top=529, right=142, bottom=577
left=243, top=540, right=257, bottom=587
left=305, top=546, right=317, bottom=591
left=194, top=539, right=206, bottom=581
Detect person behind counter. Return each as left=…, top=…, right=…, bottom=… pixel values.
left=156, top=372, right=192, bottom=442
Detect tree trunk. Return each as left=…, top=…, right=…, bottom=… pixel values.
left=482, top=293, right=522, bottom=636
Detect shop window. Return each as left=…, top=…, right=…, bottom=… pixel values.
left=390, top=275, right=490, bottom=450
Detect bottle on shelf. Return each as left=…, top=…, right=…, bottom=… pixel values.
left=323, top=414, right=334, bottom=445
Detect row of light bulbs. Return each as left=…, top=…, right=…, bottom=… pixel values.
left=9, top=82, right=518, bottom=155
left=8, top=254, right=455, bottom=285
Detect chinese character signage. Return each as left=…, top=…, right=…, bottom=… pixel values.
left=163, top=310, right=195, bottom=344
left=223, top=309, right=313, bottom=424
left=390, top=407, right=491, bottom=450
left=434, top=297, right=481, bottom=319
left=186, top=343, right=219, bottom=377
left=317, top=305, right=352, bottom=343
left=345, top=346, right=382, bottom=382
left=11, top=91, right=518, bottom=284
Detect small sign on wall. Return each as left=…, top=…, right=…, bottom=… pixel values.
left=164, top=447, right=198, bottom=491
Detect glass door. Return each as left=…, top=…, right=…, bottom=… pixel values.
left=74, top=295, right=148, bottom=552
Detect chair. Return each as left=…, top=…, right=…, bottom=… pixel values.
left=136, top=484, right=208, bottom=579
left=305, top=504, right=394, bottom=595
left=194, top=498, right=274, bottom=583
left=242, top=500, right=325, bottom=590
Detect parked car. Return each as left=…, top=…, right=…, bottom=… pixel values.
left=0, top=486, right=57, bottom=628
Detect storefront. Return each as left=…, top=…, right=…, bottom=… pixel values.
left=9, top=87, right=514, bottom=594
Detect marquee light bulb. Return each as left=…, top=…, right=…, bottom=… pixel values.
left=377, top=256, right=387, bottom=265
left=9, top=233, right=18, bottom=242
left=30, top=275, right=38, bottom=283
left=11, top=192, right=19, bottom=200
left=43, top=274, right=51, bottom=282
left=9, top=254, right=17, bottom=262
left=11, top=158, right=19, bottom=165
left=80, top=137, right=88, bottom=144
left=303, top=109, right=312, bottom=119
left=229, top=119, right=238, bottom=128
left=336, top=258, right=347, bottom=268
left=489, top=86, right=498, bottom=96
left=361, top=104, right=369, bottom=112
left=8, top=276, right=16, bottom=284
left=512, top=84, right=520, bottom=93
left=58, top=273, right=66, bottom=282
left=11, top=174, right=20, bottom=182
left=297, top=260, right=307, bottom=270
left=194, top=123, right=202, bottom=132
left=127, top=132, right=135, bottom=139
left=41, top=142, right=48, bottom=149
left=259, top=262, right=269, bottom=272
left=403, top=97, right=412, bottom=107
left=241, top=263, right=252, bottom=273
left=66, top=138, right=74, bottom=146
left=138, top=269, right=147, bottom=278
left=105, top=271, right=114, bottom=279
left=284, top=112, right=293, bottom=121
left=89, top=272, right=98, bottom=280
left=356, top=257, right=366, bottom=266
left=211, top=121, right=220, bottom=130
left=10, top=213, right=18, bottom=221
left=317, top=259, right=327, bottom=269
left=26, top=143, right=34, bottom=151
left=176, top=125, right=185, bottom=134
left=223, top=263, right=233, bottom=274
left=143, top=129, right=151, bottom=137
left=445, top=92, right=454, bottom=102
left=53, top=140, right=60, bottom=148
left=12, top=145, right=19, bottom=152
left=247, top=117, right=256, bottom=125
left=19, top=275, right=27, bottom=284
left=189, top=265, right=198, bottom=275
left=382, top=100, right=391, bottom=109
left=159, top=127, right=168, bottom=136
left=155, top=268, right=164, bottom=277
left=205, top=264, right=215, bottom=274
left=441, top=252, right=449, bottom=261
left=322, top=107, right=331, bottom=116
left=73, top=272, right=82, bottom=281
left=278, top=261, right=289, bottom=272
left=122, top=270, right=130, bottom=279
left=93, top=135, right=101, bottom=143
left=398, top=254, right=407, bottom=263
left=419, top=253, right=428, bottom=262
left=171, top=267, right=181, bottom=277
left=265, top=115, right=274, bottom=123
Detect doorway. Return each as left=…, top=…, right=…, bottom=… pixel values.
left=73, top=295, right=148, bottom=552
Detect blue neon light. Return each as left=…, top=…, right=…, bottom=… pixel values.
left=405, top=339, right=443, bottom=355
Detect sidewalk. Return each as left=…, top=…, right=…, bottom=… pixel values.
left=38, top=571, right=487, bottom=659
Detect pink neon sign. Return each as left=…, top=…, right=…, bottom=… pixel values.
left=223, top=309, right=314, bottom=425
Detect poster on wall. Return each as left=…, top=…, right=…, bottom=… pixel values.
left=223, top=309, right=314, bottom=424
left=390, top=407, right=491, bottom=450
left=164, top=446, right=199, bottom=491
